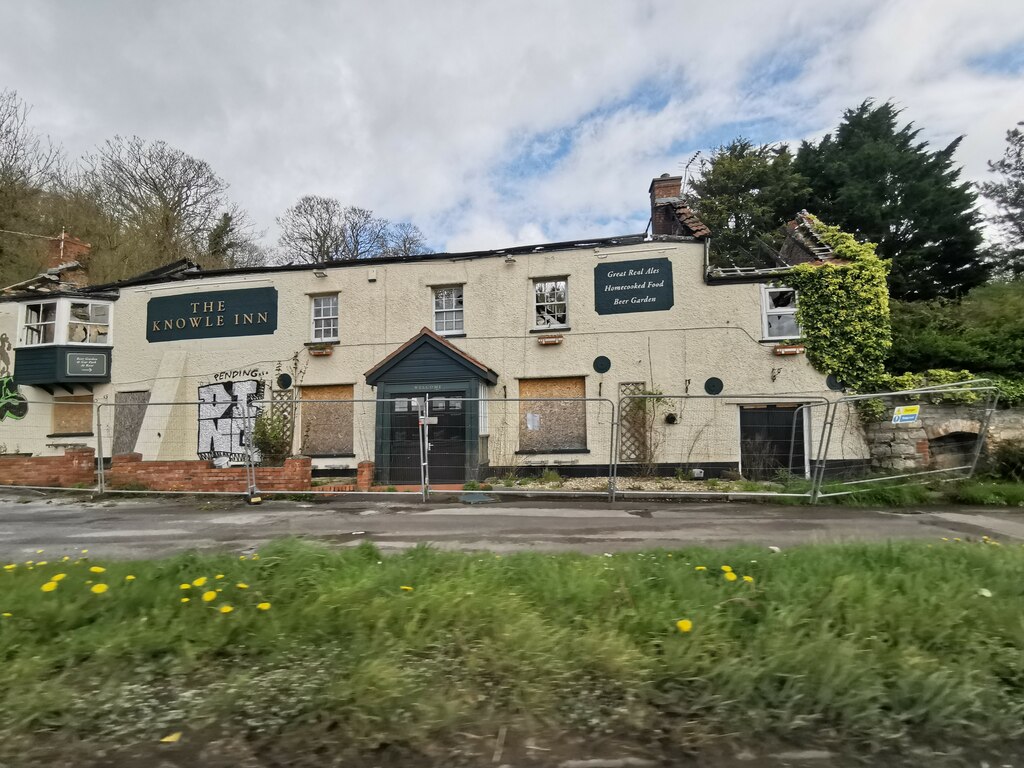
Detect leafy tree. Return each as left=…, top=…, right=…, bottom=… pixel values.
left=277, top=195, right=426, bottom=263
left=795, top=101, right=986, bottom=300
left=888, top=281, right=1024, bottom=376
left=979, top=121, right=1024, bottom=278
left=690, top=138, right=809, bottom=263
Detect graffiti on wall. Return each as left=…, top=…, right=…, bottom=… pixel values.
left=197, top=379, right=264, bottom=461
left=0, top=333, right=28, bottom=422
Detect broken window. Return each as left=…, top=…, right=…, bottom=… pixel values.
left=22, top=302, right=57, bottom=345
left=67, top=302, right=111, bottom=345
left=762, top=286, right=801, bottom=340
left=533, top=278, right=568, bottom=329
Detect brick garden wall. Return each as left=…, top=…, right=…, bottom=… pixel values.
left=108, top=453, right=311, bottom=493
left=0, top=448, right=96, bottom=488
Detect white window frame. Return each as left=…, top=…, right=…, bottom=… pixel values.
left=533, top=277, right=569, bottom=330
left=761, top=285, right=801, bottom=341
left=310, top=294, right=339, bottom=343
left=66, top=300, right=113, bottom=346
left=21, top=300, right=59, bottom=346
left=432, top=285, right=464, bottom=336
left=19, top=299, right=114, bottom=347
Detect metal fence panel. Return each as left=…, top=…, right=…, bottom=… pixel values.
left=424, top=397, right=617, bottom=497
left=811, top=382, right=999, bottom=500
left=613, top=393, right=828, bottom=499
left=0, top=399, right=99, bottom=491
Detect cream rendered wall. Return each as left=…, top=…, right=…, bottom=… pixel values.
left=1, top=239, right=868, bottom=469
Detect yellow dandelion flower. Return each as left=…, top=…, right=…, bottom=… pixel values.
left=80, top=549, right=88, bottom=554
left=61, top=556, right=70, bottom=562
left=181, top=597, right=190, bottom=603
left=676, top=618, right=693, bottom=633
left=236, top=583, right=249, bottom=589
left=215, top=574, right=224, bottom=579
left=192, top=576, right=208, bottom=587
left=982, top=535, right=990, bottom=540
left=202, top=590, right=217, bottom=602
left=36, top=561, right=48, bottom=566
left=257, top=602, right=271, bottom=611
left=219, top=605, right=234, bottom=614
left=25, top=561, right=33, bottom=565
left=89, top=566, right=106, bottom=574
left=90, top=583, right=108, bottom=594
left=1, top=612, right=10, bottom=618
left=724, top=572, right=738, bottom=582
left=743, top=575, right=754, bottom=583
left=3, top=564, right=15, bottom=571
left=159, top=731, right=182, bottom=744
left=954, top=538, right=962, bottom=542
left=941, top=537, right=949, bottom=541
left=251, top=554, right=260, bottom=561
left=721, top=565, right=733, bottom=573
left=400, top=585, right=414, bottom=591
left=41, top=581, right=59, bottom=592
left=694, top=566, right=707, bottom=571
left=125, top=575, right=136, bottom=581
left=52, top=573, right=66, bottom=581
left=35, top=549, right=44, bottom=554
left=239, top=555, right=246, bottom=560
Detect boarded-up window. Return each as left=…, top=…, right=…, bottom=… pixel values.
left=300, top=384, right=354, bottom=456
left=52, top=395, right=93, bottom=435
left=112, top=391, right=151, bottom=455
left=518, top=377, right=586, bottom=452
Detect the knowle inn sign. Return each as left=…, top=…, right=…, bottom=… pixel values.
left=0, top=173, right=876, bottom=485
left=146, top=287, right=278, bottom=342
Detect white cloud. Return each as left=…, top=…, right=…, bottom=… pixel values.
left=0, top=0, right=1021, bottom=253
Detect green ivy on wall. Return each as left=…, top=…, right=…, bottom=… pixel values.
left=784, top=216, right=892, bottom=391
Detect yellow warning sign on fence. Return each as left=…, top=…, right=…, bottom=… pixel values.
left=892, top=405, right=921, bottom=424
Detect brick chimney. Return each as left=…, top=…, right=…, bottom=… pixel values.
left=45, top=233, right=92, bottom=287
left=649, top=173, right=682, bottom=236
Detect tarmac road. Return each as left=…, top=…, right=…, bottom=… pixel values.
left=1, top=490, right=1022, bottom=561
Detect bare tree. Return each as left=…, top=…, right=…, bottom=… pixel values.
left=386, top=220, right=428, bottom=258
left=277, top=195, right=426, bottom=263
left=0, top=89, right=60, bottom=191
left=76, top=136, right=235, bottom=266
left=276, top=195, right=345, bottom=263
left=0, top=90, right=63, bottom=286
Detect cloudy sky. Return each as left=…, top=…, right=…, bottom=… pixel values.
left=2, top=1, right=1023, bottom=252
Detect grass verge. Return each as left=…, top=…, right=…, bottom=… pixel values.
left=1, top=539, right=1023, bottom=765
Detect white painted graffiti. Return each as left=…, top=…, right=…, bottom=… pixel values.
left=197, top=379, right=264, bottom=461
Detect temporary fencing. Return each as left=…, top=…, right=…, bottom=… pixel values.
left=0, top=382, right=1002, bottom=501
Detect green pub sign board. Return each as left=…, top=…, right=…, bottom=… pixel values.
left=66, top=351, right=107, bottom=377
left=147, top=287, right=278, bottom=342
left=594, top=258, right=674, bottom=315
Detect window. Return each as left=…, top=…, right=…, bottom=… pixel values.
left=311, top=295, right=339, bottom=342
left=762, top=286, right=801, bottom=340
left=517, top=377, right=587, bottom=453
left=20, top=299, right=113, bottom=347
left=299, top=384, right=354, bottom=457
left=433, top=286, right=464, bottom=335
left=51, top=394, right=94, bottom=436
left=67, top=302, right=111, bottom=345
left=23, top=302, right=57, bottom=345
left=534, top=278, right=568, bottom=329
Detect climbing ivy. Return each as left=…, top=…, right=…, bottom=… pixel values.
left=784, top=216, right=892, bottom=391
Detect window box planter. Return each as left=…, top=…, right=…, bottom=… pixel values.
left=308, top=344, right=334, bottom=357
